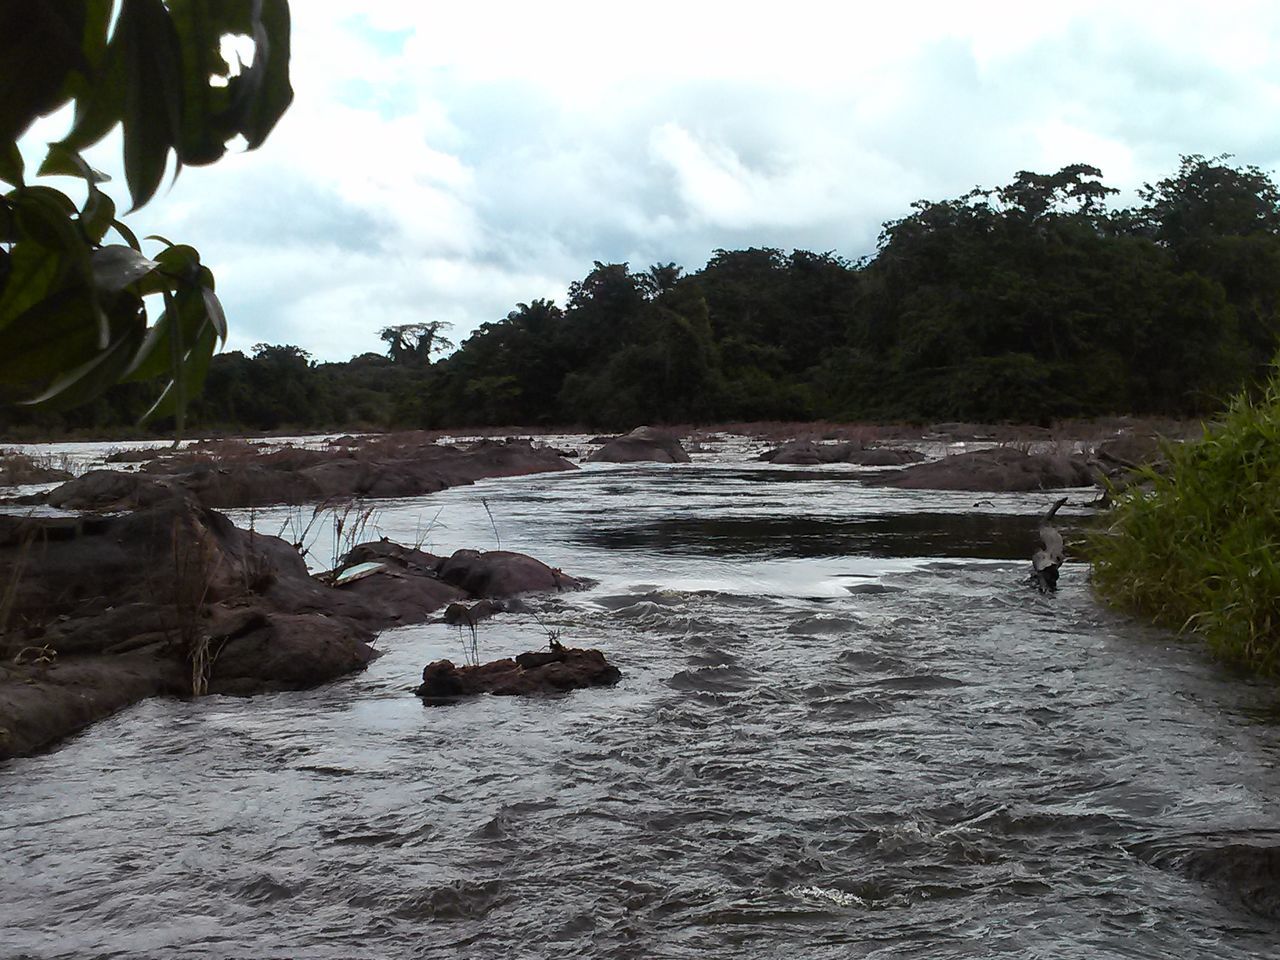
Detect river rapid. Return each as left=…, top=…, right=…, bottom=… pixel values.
left=3, top=438, right=1279, bottom=958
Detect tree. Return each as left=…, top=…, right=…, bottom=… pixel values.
left=0, top=1, right=293, bottom=435
left=379, top=321, right=456, bottom=364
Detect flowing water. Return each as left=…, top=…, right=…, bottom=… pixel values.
left=3, top=446, right=1280, bottom=958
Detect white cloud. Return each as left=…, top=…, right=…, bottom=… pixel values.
left=14, top=1, right=1280, bottom=360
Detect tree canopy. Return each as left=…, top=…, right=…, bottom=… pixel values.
left=5, top=155, right=1280, bottom=436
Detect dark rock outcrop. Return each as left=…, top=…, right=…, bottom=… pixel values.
left=32, top=436, right=577, bottom=511
left=415, top=647, right=621, bottom=700
left=0, top=497, right=584, bottom=760
left=846, top=448, right=926, bottom=466
left=438, top=549, right=583, bottom=597
left=875, top=447, right=1098, bottom=492
left=201, top=608, right=380, bottom=696
left=0, top=453, right=74, bottom=485
left=0, top=653, right=187, bottom=759
left=44, top=469, right=174, bottom=511
left=1090, top=432, right=1174, bottom=494
left=586, top=426, right=691, bottom=464
left=1094, top=433, right=1167, bottom=469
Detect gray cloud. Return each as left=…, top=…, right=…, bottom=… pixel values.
left=20, top=3, right=1280, bottom=362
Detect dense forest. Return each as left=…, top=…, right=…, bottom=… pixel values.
left=5, top=155, right=1280, bottom=436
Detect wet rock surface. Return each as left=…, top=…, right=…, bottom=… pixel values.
left=875, top=446, right=1098, bottom=491
left=0, top=496, right=583, bottom=759
left=415, top=646, right=622, bottom=700
left=0, top=453, right=74, bottom=486
left=21, top=436, right=576, bottom=511
left=437, top=549, right=583, bottom=597
left=586, top=426, right=691, bottom=464
left=44, top=469, right=173, bottom=511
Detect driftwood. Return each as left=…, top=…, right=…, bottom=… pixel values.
left=1031, top=496, right=1069, bottom=592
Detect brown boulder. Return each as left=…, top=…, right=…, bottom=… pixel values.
left=437, top=549, right=582, bottom=597
left=415, top=647, right=621, bottom=700
left=875, top=447, right=1098, bottom=492
left=759, top=440, right=856, bottom=464
left=334, top=571, right=468, bottom=625
left=586, top=426, right=691, bottom=464
left=0, top=652, right=186, bottom=758
left=203, top=607, right=380, bottom=696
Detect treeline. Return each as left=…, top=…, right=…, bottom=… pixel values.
left=5, top=155, right=1280, bottom=436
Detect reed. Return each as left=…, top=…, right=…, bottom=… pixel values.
left=1088, top=368, right=1280, bottom=676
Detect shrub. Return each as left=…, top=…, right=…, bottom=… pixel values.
left=1089, top=368, right=1280, bottom=675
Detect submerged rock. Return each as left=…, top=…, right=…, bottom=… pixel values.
left=585, top=426, right=691, bottom=464
left=415, top=646, right=621, bottom=701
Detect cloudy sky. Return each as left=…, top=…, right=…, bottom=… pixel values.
left=20, top=0, right=1280, bottom=361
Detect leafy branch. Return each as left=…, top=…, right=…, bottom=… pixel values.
left=0, top=0, right=293, bottom=434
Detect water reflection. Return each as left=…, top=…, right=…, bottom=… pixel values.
left=579, top=512, right=1086, bottom=560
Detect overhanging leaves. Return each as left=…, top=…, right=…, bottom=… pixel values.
left=3, top=0, right=295, bottom=432
left=91, top=245, right=159, bottom=292
left=116, top=0, right=184, bottom=210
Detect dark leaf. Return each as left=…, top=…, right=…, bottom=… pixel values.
left=0, top=241, right=65, bottom=333
left=122, top=282, right=205, bottom=381
left=23, top=301, right=148, bottom=409
left=80, top=187, right=116, bottom=243
left=116, top=0, right=184, bottom=209
left=140, top=318, right=218, bottom=422
left=223, top=0, right=294, bottom=150
left=168, top=0, right=236, bottom=165
left=91, top=245, right=159, bottom=292
left=12, top=186, right=81, bottom=253
left=110, top=218, right=143, bottom=250
left=202, top=286, right=227, bottom=342
left=0, top=285, right=102, bottom=382
left=0, top=2, right=86, bottom=142
left=37, top=143, right=111, bottom=184
left=0, top=141, right=23, bottom=188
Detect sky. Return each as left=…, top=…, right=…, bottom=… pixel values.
left=18, top=0, right=1280, bottom=361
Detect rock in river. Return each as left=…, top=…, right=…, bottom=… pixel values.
left=415, top=646, right=622, bottom=701
left=585, top=426, right=691, bottom=464
left=874, top=447, right=1098, bottom=492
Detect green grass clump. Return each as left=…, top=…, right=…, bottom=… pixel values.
left=1089, top=372, right=1280, bottom=677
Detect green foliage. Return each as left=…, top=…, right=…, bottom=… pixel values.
left=1090, top=363, right=1280, bottom=676
left=0, top=0, right=292, bottom=432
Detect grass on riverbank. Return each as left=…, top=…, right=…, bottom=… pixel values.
left=1089, top=371, right=1280, bottom=677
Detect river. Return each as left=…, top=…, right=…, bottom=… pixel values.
left=3, top=440, right=1279, bottom=958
